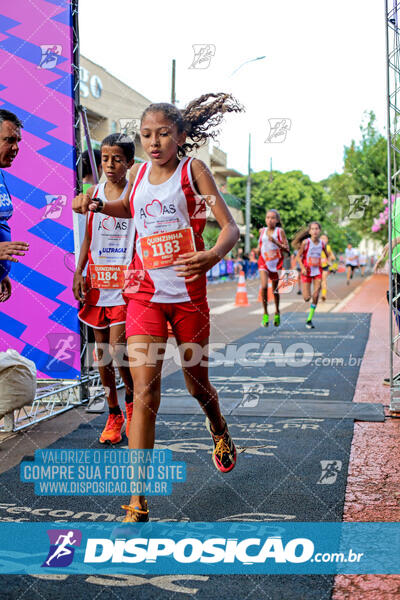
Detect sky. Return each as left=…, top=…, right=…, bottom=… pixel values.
left=78, top=0, right=387, bottom=182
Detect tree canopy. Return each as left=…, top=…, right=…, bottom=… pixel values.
left=227, top=111, right=383, bottom=252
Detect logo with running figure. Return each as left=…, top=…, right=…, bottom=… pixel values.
left=265, top=118, right=291, bottom=143
left=118, top=118, right=141, bottom=141
left=42, top=529, right=82, bottom=568
left=43, top=195, right=67, bottom=220
left=192, top=195, right=216, bottom=220
left=346, top=195, right=370, bottom=220
left=46, top=333, right=80, bottom=371
left=241, top=383, right=264, bottom=407
left=38, top=45, right=62, bottom=70
left=189, top=44, right=216, bottom=69
left=277, top=270, right=298, bottom=293
left=317, top=460, right=342, bottom=485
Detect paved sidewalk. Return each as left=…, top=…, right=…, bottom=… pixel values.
left=333, top=274, right=400, bottom=599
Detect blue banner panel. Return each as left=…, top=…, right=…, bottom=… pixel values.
left=0, top=522, right=398, bottom=575
left=0, top=0, right=79, bottom=378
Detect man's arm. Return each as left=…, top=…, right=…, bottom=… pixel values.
left=0, top=241, right=29, bottom=262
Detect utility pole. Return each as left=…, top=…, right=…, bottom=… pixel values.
left=171, top=59, right=176, bottom=105
left=245, top=133, right=251, bottom=254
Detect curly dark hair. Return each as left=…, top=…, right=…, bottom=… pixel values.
left=292, top=221, right=322, bottom=250
left=141, top=93, right=244, bottom=158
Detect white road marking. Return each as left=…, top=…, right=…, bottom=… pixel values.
left=313, top=301, right=337, bottom=313
left=210, top=302, right=237, bottom=315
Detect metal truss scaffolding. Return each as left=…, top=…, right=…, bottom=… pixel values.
left=1, top=374, right=107, bottom=433
left=0, top=1, right=122, bottom=434
left=386, top=0, right=400, bottom=411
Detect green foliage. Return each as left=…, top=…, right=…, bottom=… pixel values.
left=227, top=110, right=386, bottom=252
left=228, top=170, right=328, bottom=248
left=203, top=224, right=220, bottom=250
left=323, top=111, right=388, bottom=243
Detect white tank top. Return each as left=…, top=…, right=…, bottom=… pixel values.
left=259, top=227, right=283, bottom=272
left=86, top=182, right=135, bottom=306
left=303, top=238, right=324, bottom=277
left=127, top=157, right=207, bottom=304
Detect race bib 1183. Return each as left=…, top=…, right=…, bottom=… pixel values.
left=140, top=228, right=195, bottom=270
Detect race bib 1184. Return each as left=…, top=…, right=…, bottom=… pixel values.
left=89, top=264, right=127, bottom=289
left=140, top=228, right=195, bottom=270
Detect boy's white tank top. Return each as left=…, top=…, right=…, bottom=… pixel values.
left=86, top=181, right=135, bottom=306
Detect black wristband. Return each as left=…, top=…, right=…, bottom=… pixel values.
left=94, top=198, right=104, bottom=213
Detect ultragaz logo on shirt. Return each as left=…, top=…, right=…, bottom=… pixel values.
left=99, top=247, right=127, bottom=255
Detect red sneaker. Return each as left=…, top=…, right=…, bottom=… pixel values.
left=99, top=413, right=125, bottom=444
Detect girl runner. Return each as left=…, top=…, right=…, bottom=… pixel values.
left=293, top=222, right=333, bottom=329
left=73, top=93, right=243, bottom=522
left=258, top=209, right=289, bottom=327
left=320, top=233, right=336, bottom=301
left=73, top=134, right=135, bottom=445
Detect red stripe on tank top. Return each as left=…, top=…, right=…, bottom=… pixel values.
left=180, top=158, right=207, bottom=302
left=129, top=163, right=147, bottom=217
left=126, top=163, right=156, bottom=299
left=181, top=158, right=205, bottom=252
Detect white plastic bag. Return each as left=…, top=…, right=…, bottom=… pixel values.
left=0, top=349, right=37, bottom=419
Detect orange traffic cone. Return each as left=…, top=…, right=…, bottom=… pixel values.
left=235, top=271, right=250, bottom=306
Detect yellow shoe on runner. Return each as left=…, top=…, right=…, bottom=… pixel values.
left=121, top=500, right=149, bottom=522
left=99, top=413, right=125, bottom=444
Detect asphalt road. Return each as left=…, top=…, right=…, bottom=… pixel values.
left=0, top=269, right=374, bottom=600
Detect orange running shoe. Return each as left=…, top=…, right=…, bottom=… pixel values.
left=99, top=413, right=125, bottom=444
left=125, top=402, right=133, bottom=439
